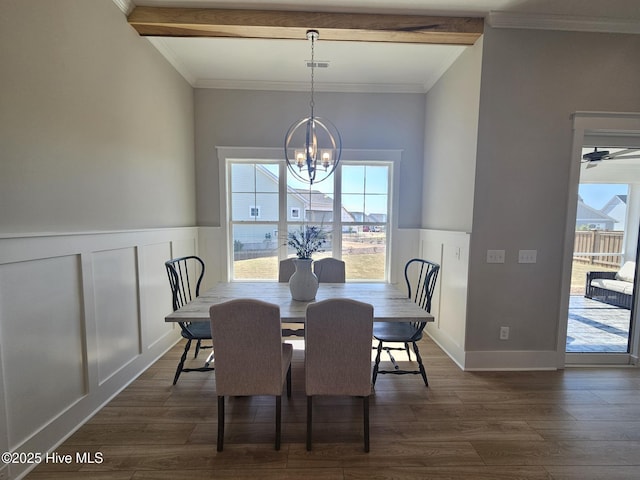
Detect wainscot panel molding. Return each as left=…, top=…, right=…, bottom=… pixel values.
left=419, top=229, right=470, bottom=370
left=0, top=227, right=198, bottom=480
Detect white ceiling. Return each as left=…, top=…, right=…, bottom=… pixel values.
left=581, top=149, right=640, bottom=184
left=123, top=0, right=640, bottom=93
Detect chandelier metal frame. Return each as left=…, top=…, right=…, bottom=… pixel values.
left=284, top=30, right=342, bottom=185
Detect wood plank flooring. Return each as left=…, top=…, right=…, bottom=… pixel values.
left=25, top=337, right=640, bottom=480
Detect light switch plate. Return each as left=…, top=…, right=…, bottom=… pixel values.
left=518, top=249, right=537, bottom=263
left=487, top=249, right=505, bottom=263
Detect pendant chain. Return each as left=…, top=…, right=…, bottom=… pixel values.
left=309, top=34, right=315, bottom=117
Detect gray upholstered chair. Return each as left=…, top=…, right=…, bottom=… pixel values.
left=278, top=258, right=296, bottom=283
left=279, top=258, right=304, bottom=337
left=305, top=298, right=374, bottom=452
left=313, top=257, right=346, bottom=283
left=209, top=299, right=292, bottom=451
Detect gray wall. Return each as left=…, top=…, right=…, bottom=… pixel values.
left=466, top=26, right=640, bottom=352
left=195, top=89, right=426, bottom=228
left=423, top=37, right=483, bottom=232
left=0, top=0, right=195, bottom=234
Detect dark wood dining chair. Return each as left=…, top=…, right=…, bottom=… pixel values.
left=372, top=258, right=440, bottom=387
left=165, top=256, right=214, bottom=384
left=209, top=299, right=293, bottom=451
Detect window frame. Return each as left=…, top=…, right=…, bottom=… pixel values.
left=217, top=147, right=401, bottom=282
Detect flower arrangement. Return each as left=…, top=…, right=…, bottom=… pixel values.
left=287, top=225, right=327, bottom=259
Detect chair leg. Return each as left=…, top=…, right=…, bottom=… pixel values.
left=363, top=396, right=370, bottom=453
left=306, top=396, right=313, bottom=451
left=204, top=350, right=215, bottom=368
left=194, top=339, right=202, bottom=358
left=173, top=338, right=192, bottom=385
left=404, top=342, right=412, bottom=362
left=412, top=341, right=429, bottom=387
left=217, top=396, right=225, bottom=452
left=275, top=395, right=282, bottom=451
left=372, top=341, right=383, bottom=387
left=286, top=364, right=292, bottom=398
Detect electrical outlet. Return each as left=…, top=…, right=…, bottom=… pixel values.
left=500, top=326, right=510, bottom=340
left=487, top=249, right=505, bottom=263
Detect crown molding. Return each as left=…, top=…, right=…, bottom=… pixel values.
left=488, top=11, right=640, bottom=34
left=147, top=38, right=197, bottom=85
left=112, top=0, right=135, bottom=16
left=194, top=79, right=427, bottom=94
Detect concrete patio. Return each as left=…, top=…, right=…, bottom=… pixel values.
left=567, top=295, right=632, bottom=353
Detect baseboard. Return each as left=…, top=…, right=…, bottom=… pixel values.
left=463, top=349, right=559, bottom=371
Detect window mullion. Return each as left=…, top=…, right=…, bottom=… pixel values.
left=333, top=163, right=343, bottom=260
left=279, top=160, right=287, bottom=260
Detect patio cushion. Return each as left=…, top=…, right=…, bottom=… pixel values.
left=590, top=278, right=634, bottom=295
left=615, top=261, right=636, bottom=283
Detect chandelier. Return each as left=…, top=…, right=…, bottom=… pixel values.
left=284, top=30, right=341, bottom=185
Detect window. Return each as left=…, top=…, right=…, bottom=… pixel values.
left=249, top=206, right=261, bottom=218
left=225, top=151, right=394, bottom=281
left=340, top=164, right=390, bottom=281
left=229, top=162, right=280, bottom=280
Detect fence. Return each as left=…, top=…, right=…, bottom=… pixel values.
left=573, top=230, right=623, bottom=268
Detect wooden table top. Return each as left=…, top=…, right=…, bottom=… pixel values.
left=165, top=282, right=434, bottom=323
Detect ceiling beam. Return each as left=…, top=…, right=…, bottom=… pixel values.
left=127, top=7, right=483, bottom=45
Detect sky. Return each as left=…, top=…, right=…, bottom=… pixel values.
left=579, top=183, right=628, bottom=210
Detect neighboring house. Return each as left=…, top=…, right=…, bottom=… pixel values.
left=233, top=166, right=356, bottom=251
left=368, top=213, right=388, bottom=223
left=575, top=195, right=617, bottom=230
left=349, top=211, right=386, bottom=223
left=601, top=194, right=627, bottom=231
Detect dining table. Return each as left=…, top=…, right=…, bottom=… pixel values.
left=165, top=282, right=434, bottom=324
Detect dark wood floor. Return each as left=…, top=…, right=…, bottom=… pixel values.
left=26, top=337, right=640, bottom=480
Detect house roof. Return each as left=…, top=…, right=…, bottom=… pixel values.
left=601, top=194, right=628, bottom=214
left=576, top=197, right=617, bottom=223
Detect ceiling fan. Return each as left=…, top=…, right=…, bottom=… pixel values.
left=581, top=147, right=640, bottom=167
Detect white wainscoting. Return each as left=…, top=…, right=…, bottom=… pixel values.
left=0, top=228, right=199, bottom=480
left=418, top=229, right=471, bottom=370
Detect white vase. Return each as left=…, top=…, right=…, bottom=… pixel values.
left=289, top=258, right=319, bottom=301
